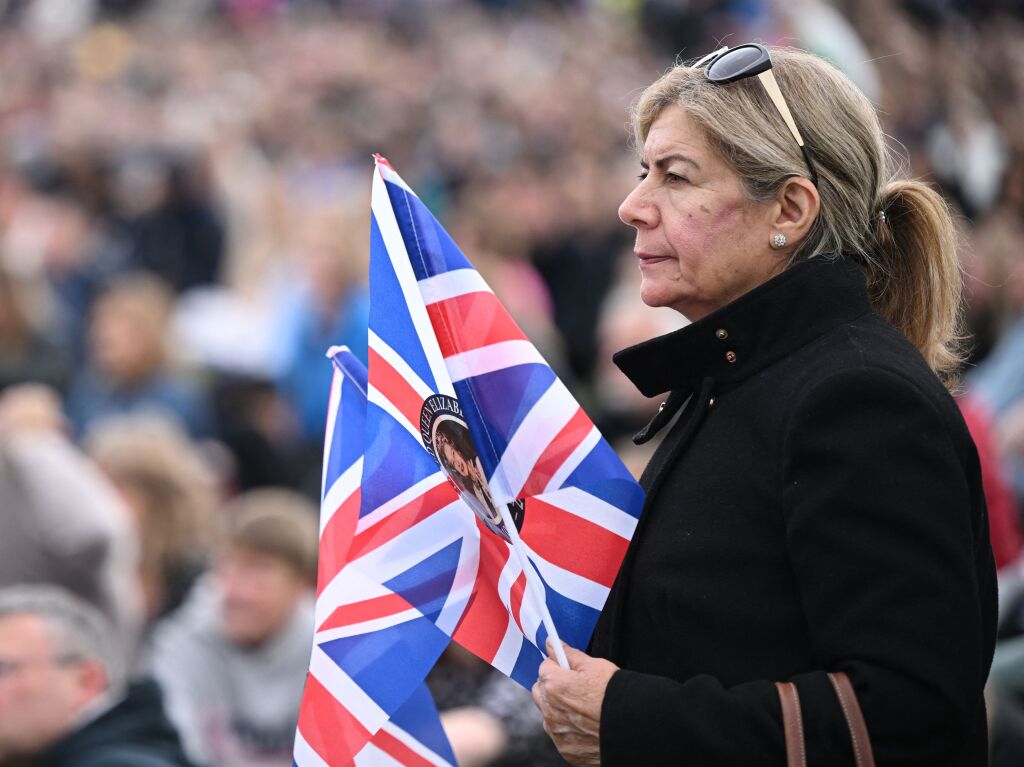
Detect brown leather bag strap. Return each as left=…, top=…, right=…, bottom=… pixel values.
left=776, top=681, right=806, bottom=767
left=828, top=672, right=877, bottom=767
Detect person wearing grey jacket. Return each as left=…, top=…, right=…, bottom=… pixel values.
left=147, top=490, right=317, bottom=767
left=0, top=385, right=141, bottom=656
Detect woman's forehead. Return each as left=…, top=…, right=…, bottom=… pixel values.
left=643, top=106, right=711, bottom=163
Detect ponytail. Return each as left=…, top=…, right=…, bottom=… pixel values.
left=865, top=180, right=963, bottom=387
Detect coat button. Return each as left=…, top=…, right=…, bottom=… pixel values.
left=725, top=351, right=737, bottom=363
left=715, top=328, right=729, bottom=340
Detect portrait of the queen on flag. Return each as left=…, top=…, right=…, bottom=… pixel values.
left=294, top=156, right=645, bottom=766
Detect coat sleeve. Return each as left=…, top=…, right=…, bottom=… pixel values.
left=599, top=366, right=995, bottom=766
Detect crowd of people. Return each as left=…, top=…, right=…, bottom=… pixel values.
left=0, top=0, right=1022, bottom=764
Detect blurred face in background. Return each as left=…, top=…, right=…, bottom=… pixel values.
left=89, top=293, right=165, bottom=384
left=215, top=545, right=308, bottom=648
left=0, top=614, right=105, bottom=761
left=292, top=207, right=367, bottom=315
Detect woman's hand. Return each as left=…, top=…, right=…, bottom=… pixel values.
left=532, top=640, right=619, bottom=766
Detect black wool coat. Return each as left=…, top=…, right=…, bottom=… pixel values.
left=589, top=257, right=997, bottom=766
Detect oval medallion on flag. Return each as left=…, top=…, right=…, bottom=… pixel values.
left=420, top=394, right=525, bottom=542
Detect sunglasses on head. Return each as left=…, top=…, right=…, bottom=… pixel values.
left=695, top=44, right=819, bottom=186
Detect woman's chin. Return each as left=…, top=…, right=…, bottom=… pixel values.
left=639, top=281, right=665, bottom=307
left=640, top=282, right=682, bottom=311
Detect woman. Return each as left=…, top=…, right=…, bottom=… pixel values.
left=532, top=45, right=996, bottom=765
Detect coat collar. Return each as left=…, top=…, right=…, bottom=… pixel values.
left=613, top=256, right=873, bottom=399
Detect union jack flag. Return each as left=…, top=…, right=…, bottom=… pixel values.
left=364, top=154, right=643, bottom=680
left=294, top=347, right=456, bottom=767
left=294, top=157, right=644, bottom=765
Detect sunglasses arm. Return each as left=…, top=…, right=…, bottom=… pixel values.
left=757, top=70, right=806, bottom=148
left=757, top=70, right=819, bottom=185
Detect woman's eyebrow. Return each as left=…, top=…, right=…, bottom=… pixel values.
left=640, top=153, right=702, bottom=172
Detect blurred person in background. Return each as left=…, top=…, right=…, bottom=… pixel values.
left=0, top=267, right=69, bottom=392
left=0, top=157, right=130, bottom=365
left=591, top=252, right=689, bottom=449
left=979, top=222, right=1024, bottom=764
left=0, top=584, right=194, bottom=767
left=147, top=489, right=317, bottom=767
left=65, top=272, right=213, bottom=440
left=592, top=260, right=691, bottom=480
left=430, top=644, right=568, bottom=767
left=209, top=374, right=308, bottom=493
left=0, top=383, right=142, bottom=657
left=273, top=204, right=369, bottom=449
left=968, top=221, right=1024, bottom=505
left=84, top=413, right=218, bottom=627
left=957, top=395, right=1023, bottom=572
left=113, top=148, right=225, bottom=295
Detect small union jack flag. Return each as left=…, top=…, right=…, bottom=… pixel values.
left=294, top=347, right=456, bottom=767
left=294, top=158, right=644, bottom=765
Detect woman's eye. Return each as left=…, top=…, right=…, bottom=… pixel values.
left=636, top=171, right=687, bottom=184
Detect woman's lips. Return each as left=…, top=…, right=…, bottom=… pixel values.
left=637, top=252, right=673, bottom=267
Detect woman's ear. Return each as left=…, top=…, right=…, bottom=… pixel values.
left=771, top=177, right=820, bottom=246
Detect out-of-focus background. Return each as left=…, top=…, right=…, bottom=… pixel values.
left=0, top=1, right=1022, bottom=765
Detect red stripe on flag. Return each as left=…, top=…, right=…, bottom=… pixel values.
left=518, top=407, right=593, bottom=497
left=369, top=347, right=425, bottom=432
left=316, top=489, right=361, bottom=596
left=317, top=592, right=414, bottom=632
left=426, top=293, right=527, bottom=358
left=453, top=529, right=512, bottom=660
left=348, top=482, right=458, bottom=561
left=297, top=672, right=372, bottom=765
left=520, top=498, right=629, bottom=588
left=370, top=727, right=440, bottom=767
left=508, top=571, right=527, bottom=637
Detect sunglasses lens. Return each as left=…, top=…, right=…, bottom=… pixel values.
left=706, top=45, right=765, bottom=81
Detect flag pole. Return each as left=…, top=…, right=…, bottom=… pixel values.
left=495, top=503, right=570, bottom=669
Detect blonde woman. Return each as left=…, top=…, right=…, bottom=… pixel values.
left=532, top=45, right=996, bottom=766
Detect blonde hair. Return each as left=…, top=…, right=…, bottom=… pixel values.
left=632, top=47, right=963, bottom=383
left=85, top=414, right=217, bottom=614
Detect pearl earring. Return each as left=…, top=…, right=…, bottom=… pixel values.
left=771, top=233, right=787, bottom=249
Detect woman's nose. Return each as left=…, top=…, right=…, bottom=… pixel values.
left=618, top=182, right=655, bottom=229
